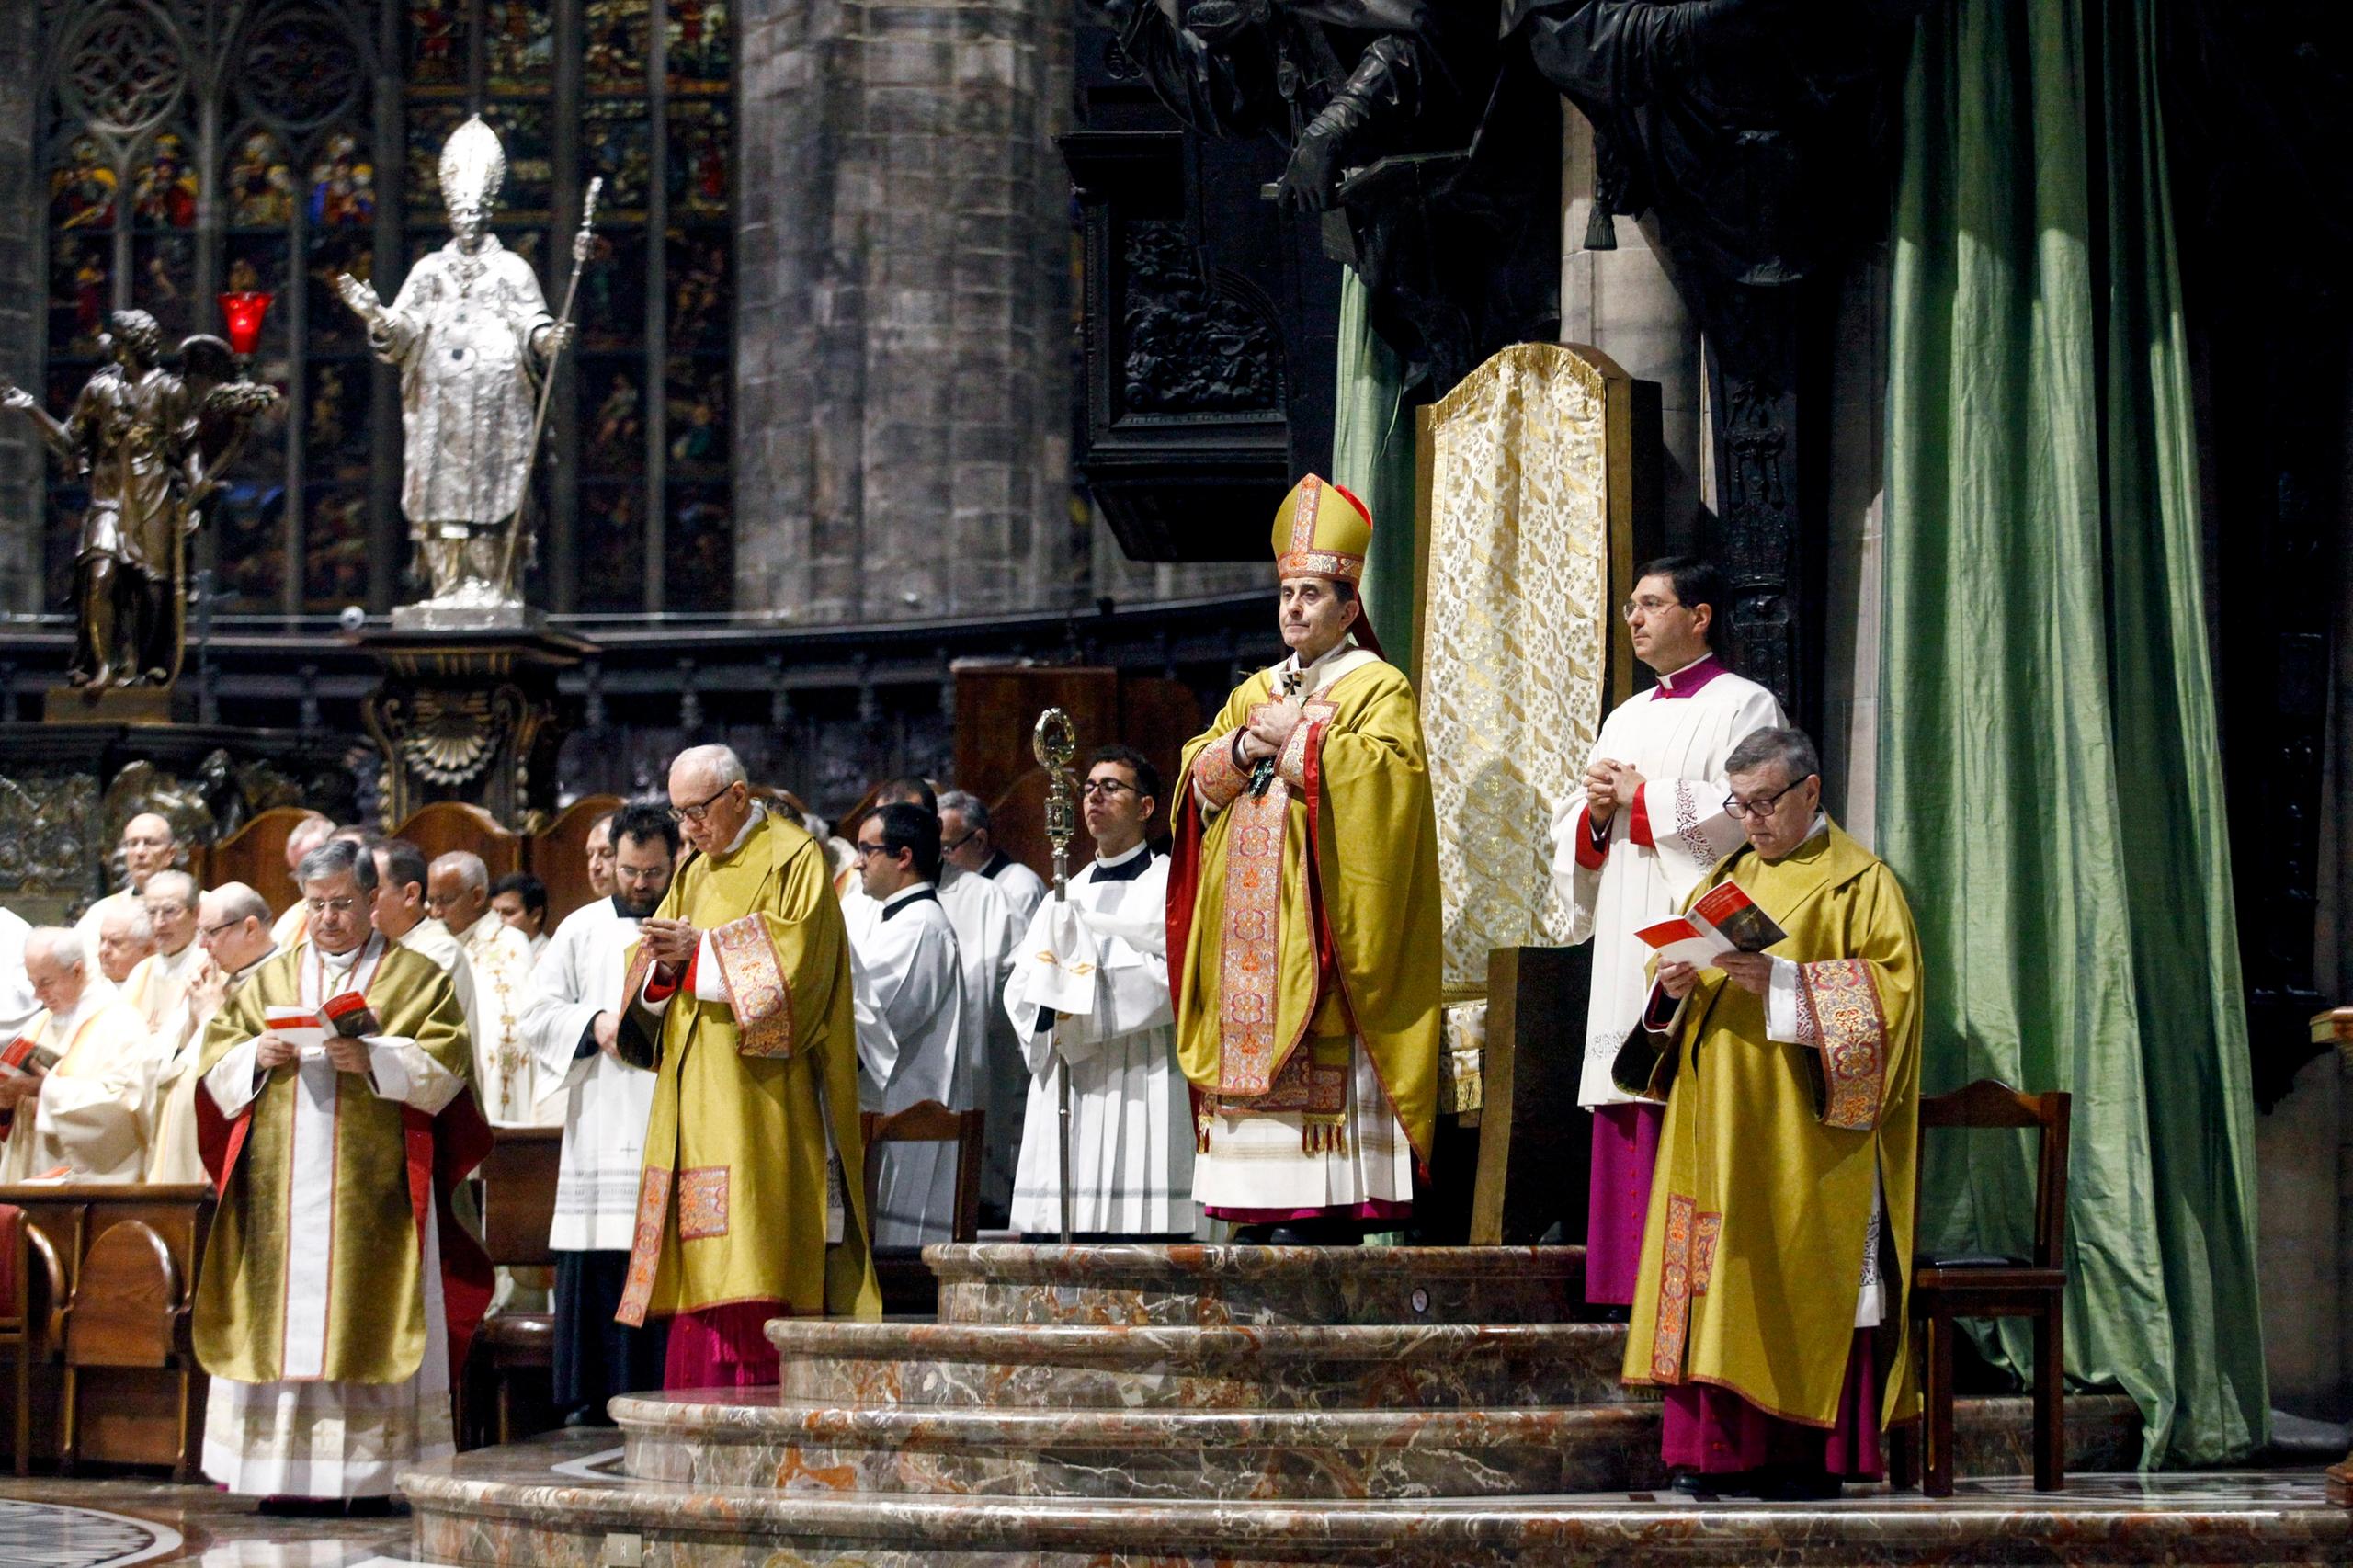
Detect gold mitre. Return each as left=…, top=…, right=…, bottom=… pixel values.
left=1271, top=472, right=1371, bottom=585
left=438, top=115, right=507, bottom=210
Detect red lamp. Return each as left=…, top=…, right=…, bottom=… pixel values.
left=218, top=290, right=274, bottom=358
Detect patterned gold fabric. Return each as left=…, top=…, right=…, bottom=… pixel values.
left=1415, top=343, right=1620, bottom=1001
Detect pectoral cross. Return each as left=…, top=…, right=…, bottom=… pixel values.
left=1249, top=668, right=1305, bottom=799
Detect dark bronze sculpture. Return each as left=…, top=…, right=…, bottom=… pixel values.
left=3, top=309, right=278, bottom=690
left=1096, top=0, right=1555, bottom=394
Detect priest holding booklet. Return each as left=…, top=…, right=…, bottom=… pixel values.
left=191, top=836, right=494, bottom=1508
left=1621, top=726, right=1924, bottom=1501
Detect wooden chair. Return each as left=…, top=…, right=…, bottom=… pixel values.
left=859, top=1102, right=985, bottom=1316
left=467, top=1125, right=563, bottom=1445
left=1889, top=1080, right=2071, bottom=1496
left=199, top=804, right=327, bottom=917
left=388, top=801, right=523, bottom=881
left=11, top=1222, right=66, bottom=1475
left=526, top=794, right=624, bottom=929
left=60, top=1221, right=199, bottom=1480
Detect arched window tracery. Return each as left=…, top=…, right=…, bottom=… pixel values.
left=35, top=0, right=736, bottom=617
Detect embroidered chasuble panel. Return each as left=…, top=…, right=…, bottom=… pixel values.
left=1414, top=343, right=1636, bottom=1002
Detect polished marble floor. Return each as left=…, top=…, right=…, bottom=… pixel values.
left=0, top=1460, right=2344, bottom=1566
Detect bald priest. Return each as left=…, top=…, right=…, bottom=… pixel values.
left=618, top=744, right=881, bottom=1391
left=1170, top=473, right=1444, bottom=1239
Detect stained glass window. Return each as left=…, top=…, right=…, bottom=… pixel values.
left=36, top=0, right=738, bottom=617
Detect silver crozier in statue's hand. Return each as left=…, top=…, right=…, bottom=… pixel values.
left=1033, top=706, right=1081, bottom=1244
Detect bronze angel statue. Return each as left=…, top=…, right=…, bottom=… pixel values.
left=2, top=309, right=278, bottom=689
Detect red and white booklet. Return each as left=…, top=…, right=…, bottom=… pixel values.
left=265, top=1006, right=329, bottom=1060
left=0, top=1035, right=59, bottom=1078
left=1633, top=881, right=1789, bottom=971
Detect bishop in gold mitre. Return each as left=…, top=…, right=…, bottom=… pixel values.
left=1168, top=474, right=1444, bottom=1238
left=615, top=744, right=881, bottom=1389
left=1623, top=725, right=1922, bottom=1499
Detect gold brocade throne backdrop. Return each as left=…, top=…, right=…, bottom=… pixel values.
left=1412, top=344, right=1641, bottom=1089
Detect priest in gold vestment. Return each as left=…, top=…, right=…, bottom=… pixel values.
left=193, top=838, right=494, bottom=1502
left=618, top=744, right=880, bottom=1389
left=1622, top=727, right=1921, bottom=1499
left=1170, top=474, right=1443, bottom=1239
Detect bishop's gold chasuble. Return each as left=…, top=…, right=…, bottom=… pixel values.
left=192, top=940, right=494, bottom=1386
left=617, top=810, right=881, bottom=1324
left=1624, top=822, right=1924, bottom=1433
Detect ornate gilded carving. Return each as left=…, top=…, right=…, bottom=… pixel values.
left=0, top=773, right=101, bottom=903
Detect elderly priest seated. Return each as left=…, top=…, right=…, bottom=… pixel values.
left=1622, top=726, right=1923, bottom=1501
left=0, top=926, right=156, bottom=1181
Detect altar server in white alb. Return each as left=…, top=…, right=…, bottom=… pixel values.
left=519, top=801, right=677, bottom=1426
left=1548, top=555, right=1782, bottom=1310
left=847, top=801, right=967, bottom=1245
left=1002, top=745, right=1196, bottom=1240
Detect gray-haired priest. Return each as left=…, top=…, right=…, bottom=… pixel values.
left=191, top=837, right=493, bottom=1507
left=518, top=801, right=679, bottom=1425
left=1621, top=727, right=1923, bottom=1501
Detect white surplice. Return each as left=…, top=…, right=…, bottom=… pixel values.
left=519, top=897, right=656, bottom=1253
left=978, top=850, right=1049, bottom=928
left=121, top=939, right=204, bottom=1036
left=938, top=865, right=1023, bottom=1217
left=1001, top=842, right=1196, bottom=1237
left=459, top=911, right=551, bottom=1125
left=0, top=908, right=40, bottom=1042
left=0, top=984, right=154, bottom=1183
left=146, top=945, right=276, bottom=1185
left=198, top=934, right=466, bottom=1499
left=398, top=917, right=480, bottom=1056
left=1547, top=655, right=1784, bottom=1107
left=847, top=883, right=965, bottom=1246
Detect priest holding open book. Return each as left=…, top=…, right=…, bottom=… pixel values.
left=1620, top=726, right=1923, bottom=1501
left=191, top=836, right=494, bottom=1507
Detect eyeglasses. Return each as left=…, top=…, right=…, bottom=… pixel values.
left=1723, top=778, right=1808, bottom=820
left=199, top=917, right=244, bottom=937
left=941, top=829, right=979, bottom=854
left=303, top=895, right=361, bottom=915
left=668, top=781, right=735, bottom=824
left=1620, top=595, right=1685, bottom=621
left=1080, top=779, right=1137, bottom=800
left=854, top=841, right=899, bottom=861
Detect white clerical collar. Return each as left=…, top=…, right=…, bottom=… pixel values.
left=1094, top=840, right=1148, bottom=870
left=317, top=938, right=368, bottom=975
left=1801, top=812, right=1830, bottom=846
left=881, top=881, right=936, bottom=915
left=233, top=945, right=278, bottom=983
left=1279, top=637, right=1375, bottom=698
left=157, top=941, right=200, bottom=976
left=718, top=801, right=767, bottom=858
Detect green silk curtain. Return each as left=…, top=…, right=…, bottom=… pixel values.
left=1880, top=0, right=2268, bottom=1465
left=1334, top=269, right=1420, bottom=679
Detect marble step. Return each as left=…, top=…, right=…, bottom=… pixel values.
left=408, top=1415, right=2325, bottom=1568
left=767, top=1318, right=1641, bottom=1409
left=928, top=1242, right=1589, bottom=1327
left=608, top=1389, right=2143, bottom=1502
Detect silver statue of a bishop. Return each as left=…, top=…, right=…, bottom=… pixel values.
left=336, top=116, right=572, bottom=610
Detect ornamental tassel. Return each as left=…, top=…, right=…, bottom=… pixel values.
left=1197, top=1110, right=1215, bottom=1154
left=1301, top=1120, right=1347, bottom=1158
